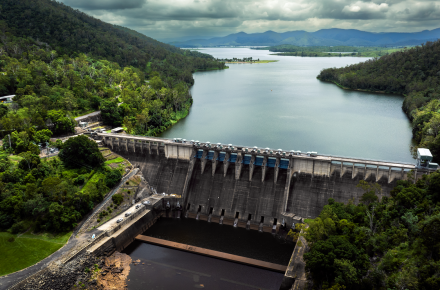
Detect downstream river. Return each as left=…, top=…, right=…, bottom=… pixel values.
left=124, top=218, right=291, bottom=289
left=160, top=48, right=414, bottom=163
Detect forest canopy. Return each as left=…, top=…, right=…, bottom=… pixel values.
left=0, top=0, right=225, bottom=86
left=302, top=173, right=440, bottom=290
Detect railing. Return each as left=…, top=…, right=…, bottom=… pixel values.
left=96, top=133, right=420, bottom=167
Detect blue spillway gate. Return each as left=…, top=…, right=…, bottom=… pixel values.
left=228, top=153, right=237, bottom=163
left=267, top=157, right=276, bottom=168
left=206, top=151, right=214, bottom=160
left=254, top=156, right=264, bottom=166
left=196, top=150, right=203, bottom=159
left=242, top=155, right=252, bottom=165
left=218, top=152, right=226, bottom=162
left=279, top=159, right=289, bottom=169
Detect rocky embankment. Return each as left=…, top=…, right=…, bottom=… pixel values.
left=97, top=252, right=132, bottom=289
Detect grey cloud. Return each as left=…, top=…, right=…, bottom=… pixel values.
left=59, top=0, right=440, bottom=39
left=61, top=0, right=146, bottom=10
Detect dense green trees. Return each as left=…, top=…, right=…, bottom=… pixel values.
left=0, top=0, right=225, bottom=87
left=0, top=147, right=111, bottom=232
left=2, top=128, right=52, bottom=154
left=0, top=18, right=213, bottom=137
left=255, top=45, right=400, bottom=57
left=303, top=172, right=440, bottom=289
left=317, top=40, right=440, bottom=161
left=59, top=135, right=104, bottom=168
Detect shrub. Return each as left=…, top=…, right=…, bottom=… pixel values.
left=74, top=175, right=85, bottom=185
left=105, top=169, right=122, bottom=188
left=97, top=219, right=101, bottom=222
left=99, top=210, right=108, bottom=218
left=112, top=193, right=123, bottom=206
left=10, top=222, right=24, bottom=234
left=7, top=237, right=15, bottom=242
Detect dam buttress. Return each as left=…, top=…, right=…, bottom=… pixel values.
left=97, top=133, right=433, bottom=228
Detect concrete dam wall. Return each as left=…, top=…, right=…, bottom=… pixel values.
left=98, top=133, right=430, bottom=227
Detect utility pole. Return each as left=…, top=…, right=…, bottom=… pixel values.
left=8, top=134, right=11, bottom=150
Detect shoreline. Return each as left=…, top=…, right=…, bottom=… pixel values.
left=225, top=60, right=278, bottom=64
left=316, top=78, right=402, bottom=95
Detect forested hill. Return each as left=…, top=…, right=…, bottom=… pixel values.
left=318, top=40, right=440, bottom=162
left=0, top=0, right=225, bottom=85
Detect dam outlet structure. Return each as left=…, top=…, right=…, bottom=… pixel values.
left=96, top=133, right=435, bottom=228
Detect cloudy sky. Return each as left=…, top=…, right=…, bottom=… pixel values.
left=59, top=0, right=440, bottom=41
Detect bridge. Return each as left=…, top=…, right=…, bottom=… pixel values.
left=96, top=133, right=433, bottom=226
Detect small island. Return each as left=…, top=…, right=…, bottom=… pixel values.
left=217, top=57, right=278, bottom=64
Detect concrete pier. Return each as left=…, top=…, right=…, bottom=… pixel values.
left=135, top=235, right=287, bottom=272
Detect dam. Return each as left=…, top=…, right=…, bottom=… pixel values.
left=97, top=133, right=433, bottom=228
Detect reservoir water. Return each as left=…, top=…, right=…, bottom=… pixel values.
left=160, top=48, right=414, bottom=163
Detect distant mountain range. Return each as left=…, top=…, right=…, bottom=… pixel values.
left=169, top=28, right=440, bottom=47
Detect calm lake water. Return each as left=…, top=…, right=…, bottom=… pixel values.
left=160, top=48, right=414, bottom=163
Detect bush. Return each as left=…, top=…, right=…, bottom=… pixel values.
left=99, top=211, right=108, bottom=218
left=97, top=219, right=101, bottom=222
left=105, top=169, right=122, bottom=188
left=10, top=222, right=24, bottom=234
left=7, top=237, right=15, bottom=242
left=112, top=194, right=123, bottom=206
left=74, top=175, right=85, bottom=185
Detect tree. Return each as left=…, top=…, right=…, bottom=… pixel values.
left=112, top=193, right=124, bottom=206
left=357, top=180, right=381, bottom=205
left=0, top=104, right=8, bottom=118
left=304, top=235, right=369, bottom=285
left=100, top=99, right=122, bottom=126
left=105, top=168, right=122, bottom=188
left=47, top=110, right=75, bottom=135
left=34, top=129, right=53, bottom=144
left=18, top=152, right=41, bottom=170
left=59, top=135, right=104, bottom=168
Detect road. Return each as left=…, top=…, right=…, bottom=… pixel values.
left=74, top=111, right=101, bottom=121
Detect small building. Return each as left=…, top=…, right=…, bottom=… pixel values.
left=0, top=95, right=15, bottom=103
left=417, top=148, right=434, bottom=167
left=111, top=127, right=124, bottom=133
left=79, top=121, right=88, bottom=128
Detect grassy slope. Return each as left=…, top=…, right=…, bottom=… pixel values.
left=0, top=232, right=71, bottom=276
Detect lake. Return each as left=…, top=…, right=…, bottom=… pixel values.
left=160, top=48, right=414, bottom=163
